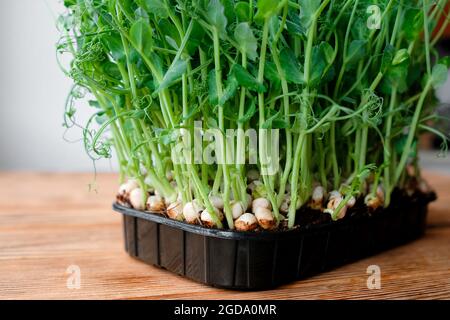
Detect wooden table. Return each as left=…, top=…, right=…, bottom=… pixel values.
left=0, top=171, right=449, bottom=300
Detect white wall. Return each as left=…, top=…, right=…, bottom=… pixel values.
left=0, top=0, right=115, bottom=172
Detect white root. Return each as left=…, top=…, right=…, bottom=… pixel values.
left=146, top=195, right=166, bottom=212
left=200, top=208, right=224, bottom=228
left=311, top=186, right=325, bottom=210
left=246, top=169, right=260, bottom=182
left=209, top=195, right=224, bottom=210
left=254, top=207, right=276, bottom=230
left=252, top=198, right=272, bottom=213
left=234, top=213, right=258, bottom=231
left=231, top=201, right=245, bottom=220
left=167, top=201, right=184, bottom=220
left=183, top=200, right=204, bottom=224
left=129, top=188, right=146, bottom=211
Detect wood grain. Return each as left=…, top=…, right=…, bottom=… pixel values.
left=0, top=171, right=449, bottom=300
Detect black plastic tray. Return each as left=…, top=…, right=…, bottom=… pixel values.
left=113, top=193, right=434, bottom=290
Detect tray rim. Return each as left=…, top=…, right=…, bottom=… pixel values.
left=114, top=202, right=397, bottom=241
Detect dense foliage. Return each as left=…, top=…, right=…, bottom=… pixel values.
left=58, top=0, right=449, bottom=230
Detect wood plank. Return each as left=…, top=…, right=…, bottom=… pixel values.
left=0, top=171, right=448, bottom=300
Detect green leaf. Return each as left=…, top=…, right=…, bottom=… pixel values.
left=139, top=0, right=169, bottom=18
left=102, top=34, right=125, bottom=62
left=299, top=0, right=321, bottom=29
left=345, top=40, right=367, bottom=69
left=262, top=109, right=286, bottom=129
left=186, top=21, right=206, bottom=55
left=264, top=61, right=281, bottom=91
left=222, top=0, right=236, bottom=25
left=235, top=1, right=250, bottom=22
left=320, top=42, right=334, bottom=65
left=381, top=45, right=395, bottom=73
left=102, top=61, right=122, bottom=79
left=431, top=64, right=449, bottom=89
left=231, top=64, right=266, bottom=93
left=395, top=135, right=417, bottom=158
left=392, top=49, right=409, bottom=66
left=207, top=0, right=228, bottom=38
left=238, top=99, right=257, bottom=123
left=381, top=55, right=410, bottom=94
left=280, top=48, right=304, bottom=84
left=438, top=56, right=450, bottom=68
left=309, top=45, right=326, bottom=86
left=220, top=75, right=239, bottom=106
left=234, top=22, right=258, bottom=61
left=402, top=8, right=424, bottom=41
left=156, top=59, right=187, bottom=93
left=158, top=19, right=181, bottom=46
left=286, top=11, right=306, bottom=36
left=130, top=19, right=153, bottom=56
left=255, top=0, right=286, bottom=21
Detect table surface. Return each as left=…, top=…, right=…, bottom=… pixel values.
left=0, top=171, right=449, bottom=300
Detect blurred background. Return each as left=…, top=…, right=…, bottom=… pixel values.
left=0, top=0, right=449, bottom=173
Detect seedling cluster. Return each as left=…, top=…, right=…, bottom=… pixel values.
left=59, top=0, right=449, bottom=230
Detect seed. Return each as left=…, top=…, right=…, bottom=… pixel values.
left=252, top=198, right=272, bottom=213
left=365, top=194, right=382, bottom=210
left=327, top=196, right=347, bottom=220
left=146, top=195, right=165, bottom=212
left=235, top=213, right=258, bottom=231
left=183, top=200, right=204, bottom=224
left=118, top=180, right=139, bottom=196
left=209, top=195, right=224, bottom=210
left=200, top=208, right=224, bottom=228
left=254, top=207, right=276, bottom=230
left=167, top=201, right=183, bottom=220
left=231, top=201, right=245, bottom=219
left=129, top=188, right=146, bottom=211
left=311, top=186, right=324, bottom=210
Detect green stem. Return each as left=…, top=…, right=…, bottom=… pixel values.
left=212, top=27, right=234, bottom=229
